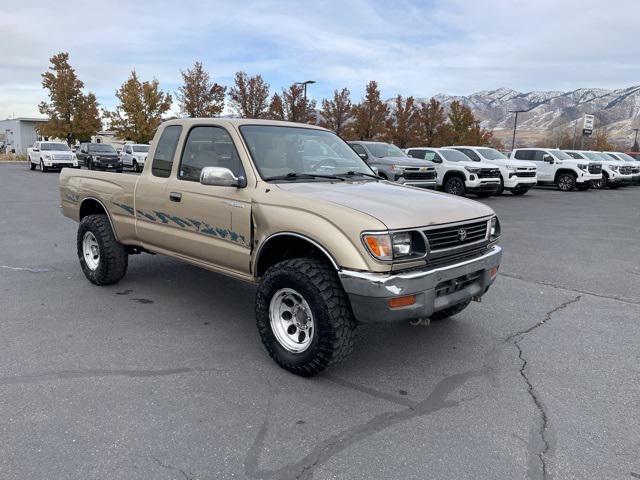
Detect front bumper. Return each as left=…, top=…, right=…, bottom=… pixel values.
left=503, top=176, right=537, bottom=189
left=466, top=179, right=501, bottom=193
left=339, top=245, right=502, bottom=323
left=94, top=161, right=123, bottom=170
left=45, top=161, right=78, bottom=169
left=395, top=175, right=437, bottom=190
left=576, top=172, right=601, bottom=184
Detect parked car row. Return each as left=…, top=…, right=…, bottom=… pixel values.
left=347, top=140, right=640, bottom=197
left=27, top=141, right=149, bottom=173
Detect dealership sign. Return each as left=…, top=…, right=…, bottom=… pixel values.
left=582, top=114, right=594, bottom=135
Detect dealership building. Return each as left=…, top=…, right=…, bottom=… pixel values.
left=0, top=117, right=48, bottom=154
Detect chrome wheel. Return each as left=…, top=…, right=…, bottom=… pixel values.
left=557, top=174, right=574, bottom=191
left=269, top=288, right=314, bottom=353
left=82, top=231, right=100, bottom=271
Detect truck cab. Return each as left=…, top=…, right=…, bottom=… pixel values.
left=348, top=141, right=437, bottom=189
left=511, top=148, right=602, bottom=191
left=405, top=147, right=501, bottom=197
left=445, top=146, right=537, bottom=196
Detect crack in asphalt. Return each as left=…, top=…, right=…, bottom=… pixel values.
left=501, top=271, right=640, bottom=306
left=505, top=295, right=582, bottom=480
left=0, top=366, right=226, bottom=385
left=151, top=455, right=194, bottom=480
left=244, top=295, right=583, bottom=480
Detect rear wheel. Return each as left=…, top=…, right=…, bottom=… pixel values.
left=430, top=300, right=471, bottom=321
left=256, top=258, right=357, bottom=376
left=77, top=214, right=128, bottom=285
left=444, top=176, right=467, bottom=196
left=556, top=173, right=575, bottom=191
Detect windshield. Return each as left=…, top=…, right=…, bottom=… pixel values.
left=88, top=144, right=116, bottom=153
left=477, top=148, right=507, bottom=160
left=367, top=143, right=407, bottom=158
left=441, top=149, right=473, bottom=162
left=550, top=150, right=573, bottom=160
left=594, top=152, right=616, bottom=162
left=581, top=151, right=604, bottom=162
left=41, top=143, right=70, bottom=151
left=132, top=145, right=149, bottom=152
left=240, top=125, right=373, bottom=180
left=614, top=152, right=637, bottom=162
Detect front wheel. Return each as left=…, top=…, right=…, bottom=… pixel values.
left=77, top=214, right=128, bottom=285
left=256, top=258, right=356, bottom=376
left=495, top=177, right=504, bottom=196
left=444, top=176, right=467, bottom=196
left=40, top=160, right=47, bottom=173
left=29, top=159, right=35, bottom=170
left=556, top=173, right=576, bottom=191
left=592, top=177, right=605, bottom=189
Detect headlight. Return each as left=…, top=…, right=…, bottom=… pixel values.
left=464, top=167, right=480, bottom=173
left=490, top=217, right=501, bottom=240
left=363, top=231, right=426, bottom=261
left=578, top=164, right=588, bottom=171
left=609, top=164, right=619, bottom=171
left=391, top=165, right=404, bottom=174
left=43, top=154, right=51, bottom=160
left=505, top=165, right=517, bottom=172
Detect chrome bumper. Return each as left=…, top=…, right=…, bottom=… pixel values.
left=339, top=246, right=502, bottom=323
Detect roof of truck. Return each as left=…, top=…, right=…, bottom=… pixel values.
left=161, top=118, right=328, bottom=131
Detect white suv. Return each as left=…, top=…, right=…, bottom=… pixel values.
left=119, top=143, right=149, bottom=172
left=603, top=152, right=640, bottom=185
left=445, top=146, right=537, bottom=196
left=406, top=147, right=501, bottom=197
left=564, top=150, right=632, bottom=189
left=511, top=148, right=602, bottom=191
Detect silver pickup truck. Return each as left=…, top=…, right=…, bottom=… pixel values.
left=59, top=119, right=502, bottom=376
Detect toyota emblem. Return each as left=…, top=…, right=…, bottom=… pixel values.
left=458, top=228, right=467, bottom=241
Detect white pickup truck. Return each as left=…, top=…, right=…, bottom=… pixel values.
left=119, top=143, right=149, bottom=172
left=27, top=141, right=78, bottom=172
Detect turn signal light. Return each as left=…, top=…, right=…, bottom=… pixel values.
left=363, top=234, right=392, bottom=260
left=489, top=267, right=499, bottom=280
left=388, top=295, right=416, bottom=308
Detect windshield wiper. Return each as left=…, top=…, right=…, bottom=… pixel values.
left=337, top=170, right=383, bottom=180
left=264, top=172, right=345, bottom=181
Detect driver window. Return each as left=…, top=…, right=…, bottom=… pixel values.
left=179, top=126, right=244, bottom=182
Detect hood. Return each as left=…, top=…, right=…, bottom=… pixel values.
left=275, top=180, right=494, bottom=230
left=500, top=159, right=536, bottom=168
left=454, top=160, right=499, bottom=169
left=377, top=156, right=432, bottom=167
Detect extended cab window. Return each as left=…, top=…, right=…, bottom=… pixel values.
left=407, top=149, right=426, bottom=159
left=460, top=148, right=480, bottom=161
left=152, top=125, right=182, bottom=178
left=179, top=126, right=243, bottom=182
left=514, top=150, right=533, bottom=161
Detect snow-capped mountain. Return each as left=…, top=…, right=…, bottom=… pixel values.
left=396, top=85, right=640, bottom=144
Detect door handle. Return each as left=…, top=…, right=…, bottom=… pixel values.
left=169, top=192, right=182, bottom=202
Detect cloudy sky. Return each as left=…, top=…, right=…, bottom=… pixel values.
left=1, top=0, right=639, bottom=118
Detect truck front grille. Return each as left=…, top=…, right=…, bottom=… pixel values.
left=402, top=167, right=436, bottom=180
left=620, top=166, right=632, bottom=175
left=423, top=219, right=488, bottom=251
left=52, top=154, right=73, bottom=161
left=516, top=169, right=536, bottom=178
left=589, top=164, right=602, bottom=174
left=477, top=168, right=500, bottom=178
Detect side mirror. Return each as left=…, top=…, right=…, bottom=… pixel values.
left=358, top=153, right=368, bottom=161
left=543, top=154, right=554, bottom=163
left=432, top=157, right=442, bottom=164
left=200, top=166, right=247, bottom=188
left=33, top=148, right=39, bottom=152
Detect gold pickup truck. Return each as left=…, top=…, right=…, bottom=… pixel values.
left=59, top=119, right=502, bottom=376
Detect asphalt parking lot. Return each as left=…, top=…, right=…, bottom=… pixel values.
left=1, top=162, right=639, bottom=480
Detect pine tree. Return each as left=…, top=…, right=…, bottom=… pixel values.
left=38, top=52, right=101, bottom=144
left=103, top=71, right=172, bottom=143
left=176, top=61, right=225, bottom=117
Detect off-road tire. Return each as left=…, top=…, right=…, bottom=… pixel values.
left=556, top=173, right=576, bottom=191
left=77, top=214, right=128, bottom=285
left=429, top=300, right=471, bottom=321
left=256, top=258, right=357, bottom=376
left=444, top=176, right=467, bottom=196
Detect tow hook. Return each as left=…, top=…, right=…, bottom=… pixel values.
left=472, top=296, right=482, bottom=303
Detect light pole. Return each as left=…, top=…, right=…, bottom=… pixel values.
left=508, top=109, right=527, bottom=150
left=295, top=80, right=316, bottom=103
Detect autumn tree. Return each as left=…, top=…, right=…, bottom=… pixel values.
left=413, top=98, right=448, bottom=146
left=281, top=84, right=316, bottom=123
left=267, top=93, right=285, bottom=120
left=228, top=72, right=270, bottom=118
left=351, top=81, right=388, bottom=140
left=103, top=70, right=172, bottom=143
left=591, top=127, right=613, bottom=151
left=38, top=52, right=101, bottom=143
left=446, top=100, right=493, bottom=145
left=381, top=95, right=415, bottom=148
left=319, top=88, right=352, bottom=136
left=176, top=61, right=225, bottom=117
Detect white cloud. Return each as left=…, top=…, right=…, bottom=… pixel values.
left=1, top=0, right=639, bottom=118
